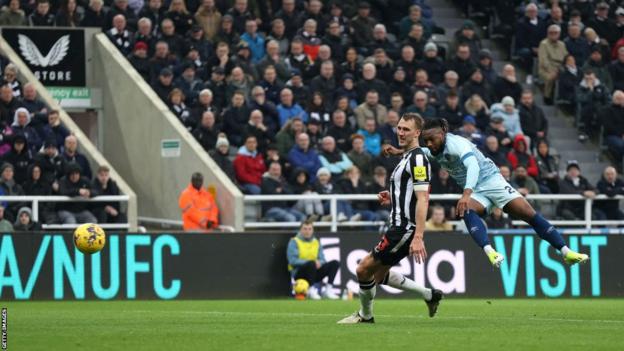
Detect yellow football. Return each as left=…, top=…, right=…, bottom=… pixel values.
left=73, top=223, right=106, bottom=254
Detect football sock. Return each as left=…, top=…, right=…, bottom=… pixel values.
left=463, top=210, right=490, bottom=248
left=358, top=279, right=376, bottom=319
left=383, top=271, right=432, bottom=301
left=528, top=213, right=566, bottom=250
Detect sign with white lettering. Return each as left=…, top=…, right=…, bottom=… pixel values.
left=2, top=28, right=86, bottom=86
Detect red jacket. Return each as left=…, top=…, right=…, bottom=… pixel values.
left=506, top=135, right=538, bottom=177
left=233, top=149, right=266, bottom=186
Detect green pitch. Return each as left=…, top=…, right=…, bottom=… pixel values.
left=3, top=299, right=624, bottom=350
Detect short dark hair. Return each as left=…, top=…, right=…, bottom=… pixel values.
left=423, top=117, right=449, bottom=132
left=300, top=219, right=314, bottom=228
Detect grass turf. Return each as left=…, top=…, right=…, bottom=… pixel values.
left=3, top=299, right=624, bottom=350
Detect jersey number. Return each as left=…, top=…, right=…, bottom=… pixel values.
left=504, top=186, right=516, bottom=194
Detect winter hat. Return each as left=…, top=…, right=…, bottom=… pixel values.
left=215, top=135, right=230, bottom=148
left=0, top=162, right=13, bottom=174
left=501, top=96, right=515, bottom=107
left=316, top=167, right=331, bottom=177
left=424, top=42, right=437, bottom=52
left=134, top=41, right=148, bottom=51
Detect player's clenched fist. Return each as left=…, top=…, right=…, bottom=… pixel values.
left=378, top=190, right=391, bottom=205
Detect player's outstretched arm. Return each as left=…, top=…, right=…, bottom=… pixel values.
left=410, top=190, right=429, bottom=263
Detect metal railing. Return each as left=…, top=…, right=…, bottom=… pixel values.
left=244, top=194, right=624, bottom=232
left=0, top=195, right=130, bottom=230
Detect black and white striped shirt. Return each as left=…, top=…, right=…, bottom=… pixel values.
left=388, top=147, right=431, bottom=228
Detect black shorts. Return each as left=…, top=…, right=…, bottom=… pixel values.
left=371, top=226, right=414, bottom=266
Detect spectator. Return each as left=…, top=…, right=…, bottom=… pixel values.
left=158, top=18, right=185, bottom=58
left=399, top=5, right=432, bottom=40
left=57, top=163, right=97, bottom=224
left=482, top=135, right=510, bottom=168
left=0, top=162, right=24, bottom=221
left=334, top=74, right=358, bottom=109
left=610, top=47, right=624, bottom=92
left=460, top=68, right=494, bottom=106
left=368, top=24, right=396, bottom=60
left=128, top=41, right=151, bottom=81
left=493, top=64, right=523, bottom=104
left=2, top=134, right=32, bottom=185
left=225, top=66, right=253, bottom=103
left=194, top=0, right=221, bottom=41
left=564, top=23, right=590, bottom=66
left=91, top=166, right=126, bottom=224
left=0, top=206, right=13, bottom=232
left=446, top=43, right=476, bottom=85
left=518, top=90, right=548, bottom=144
left=222, top=90, right=250, bottom=146
left=81, top=0, right=107, bottom=29
left=395, top=45, right=418, bottom=85
left=583, top=46, right=613, bottom=91
left=378, top=110, right=399, bottom=148
left=357, top=118, right=382, bottom=157
left=240, top=19, right=265, bottom=63
left=62, top=135, right=92, bottom=180
left=190, top=89, right=219, bottom=126
left=55, top=0, right=82, bottom=27
left=268, top=19, right=290, bottom=57
left=478, top=49, right=497, bottom=86
left=507, top=134, right=538, bottom=178
left=347, top=134, right=373, bottom=182
left=412, top=69, right=438, bottom=105
left=595, top=166, right=624, bottom=220
left=286, top=70, right=309, bottom=107
left=148, top=42, right=177, bottom=84
left=168, top=88, right=193, bottom=130
left=0, top=0, right=27, bottom=26
left=275, top=117, right=303, bottom=158
left=425, top=205, right=453, bottom=231
left=538, top=24, right=568, bottom=105
left=261, top=162, right=305, bottom=222
left=192, top=111, right=220, bottom=151
left=298, top=19, right=322, bottom=62
left=174, top=64, right=203, bottom=104
left=512, top=165, right=541, bottom=198
left=23, top=164, right=55, bottom=224
left=243, top=109, right=272, bottom=154
left=34, top=138, right=64, bottom=189
left=28, top=0, right=55, bottom=26
left=337, top=166, right=379, bottom=221
left=557, top=54, right=582, bottom=110
left=21, top=83, right=46, bottom=116
left=290, top=168, right=325, bottom=219
left=357, top=63, right=389, bottom=106
left=165, top=0, right=194, bottom=36
left=600, top=91, right=624, bottom=164
left=405, top=90, right=436, bottom=118
left=11, top=108, right=41, bottom=154
left=457, top=115, right=483, bottom=148
left=286, top=39, right=312, bottom=77
left=209, top=134, right=235, bottom=180
left=453, top=20, right=481, bottom=64
left=558, top=160, right=602, bottom=220
left=305, top=119, right=322, bottom=151
left=233, top=135, right=265, bottom=194
left=437, top=70, right=460, bottom=106
left=402, top=23, right=426, bottom=59
left=306, top=92, right=331, bottom=128
left=288, top=133, right=322, bottom=183
left=106, top=0, right=137, bottom=31
left=462, top=93, right=490, bottom=131
left=1, top=83, right=20, bottom=123
left=577, top=69, right=610, bottom=140
left=287, top=219, right=340, bottom=300
left=430, top=168, right=461, bottom=219
left=205, top=66, right=227, bottom=109
left=491, top=96, right=523, bottom=138
left=587, top=2, right=618, bottom=46
left=40, top=110, right=69, bottom=152
left=256, top=41, right=290, bottom=83
left=152, top=67, right=175, bottom=102
left=535, top=139, right=560, bottom=194
left=213, top=15, right=240, bottom=51
left=106, top=14, right=134, bottom=56
left=318, top=136, right=352, bottom=178
left=499, top=164, right=518, bottom=189
left=13, top=207, right=40, bottom=231
left=178, top=172, right=219, bottom=231
left=312, top=167, right=358, bottom=221
left=354, top=90, right=388, bottom=129
left=514, top=3, right=546, bottom=76
left=326, top=110, right=354, bottom=153
left=350, top=1, right=376, bottom=48
left=485, top=207, right=512, bottom=229
left=367, top=166, right=390, bottom=219
left=277, top=88, right=307, bottom=127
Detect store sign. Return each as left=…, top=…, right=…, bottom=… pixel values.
left=2, top=28, right=86, bottom=86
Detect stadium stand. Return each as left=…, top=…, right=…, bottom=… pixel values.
left=1, top=0, right=623, bottom=228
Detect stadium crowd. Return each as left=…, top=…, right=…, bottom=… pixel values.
left=0, top=56, right=126, bottom=228
left=2, top=0, right=624, bottom=225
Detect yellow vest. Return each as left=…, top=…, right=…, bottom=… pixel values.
left=288, top=237, right=320, bottom=271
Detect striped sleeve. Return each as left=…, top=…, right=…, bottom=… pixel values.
left=410, top=149, right=431, bottom=192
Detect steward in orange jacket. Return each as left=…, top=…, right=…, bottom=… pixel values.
left=178, top=173, right=219, bottom=231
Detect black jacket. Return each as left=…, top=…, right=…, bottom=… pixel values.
left=595, top=176, right=624, bottom=218
left=600, top=104, right=624, bottom=137
left=209, top=150, right=235, bottom=181
left=519, top=103, right=548, bottom=138
left=192, top=125, right=220, bottom=152
left=260, top=175, right=293, bottom=214
left=559, top=175, right=594, bottom=218
left=34, top=152, right=65, bottom=186
left=58, top=175, right=93, bottom=212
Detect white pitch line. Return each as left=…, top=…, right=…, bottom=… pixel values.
left=122, top=310, right=624, bottom=324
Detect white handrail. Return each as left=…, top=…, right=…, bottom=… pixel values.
left=244, top=194, right=624, bottom=232
left=0, top=195, right=130, bottom=228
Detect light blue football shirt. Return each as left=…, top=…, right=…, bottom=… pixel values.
left=422, top=133, right=500, bottom=188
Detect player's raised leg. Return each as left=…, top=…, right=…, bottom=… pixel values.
left=503, top=197, right=589, bottom=264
